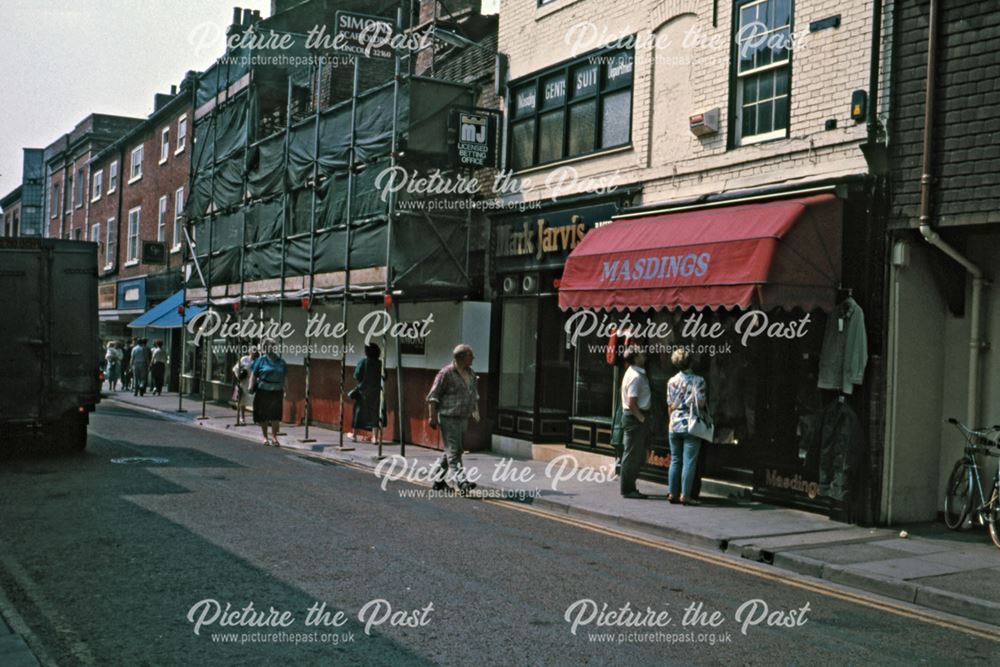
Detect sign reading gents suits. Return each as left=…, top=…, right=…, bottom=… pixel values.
left=449, top=110, right=498, bottom=169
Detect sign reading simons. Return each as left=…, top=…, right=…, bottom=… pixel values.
left=450, top=110, right=498, bottom=169
left=334, top=11, right=395, bottom=60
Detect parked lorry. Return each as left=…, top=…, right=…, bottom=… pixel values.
left=0, top=238, right=101, bottom=451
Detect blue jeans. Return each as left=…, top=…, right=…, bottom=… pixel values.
left=668, top=433, right=701, bottom=499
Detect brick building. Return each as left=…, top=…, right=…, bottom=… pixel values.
left=882, top=0, right=1000, bottom=522
left=492, top=0, right=889, bottom=521
left=1, top=187, right=21, bottom=237
left=42, top=114, right=143, bottom=241
left=90, top=85, right=194, bottom=390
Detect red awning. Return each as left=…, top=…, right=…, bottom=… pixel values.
left=558, top=194, right=842, bottom=312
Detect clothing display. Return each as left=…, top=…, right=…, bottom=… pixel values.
left=798, top=400, right=864, bottom=501
left=818, top=297, right=868, bottom=394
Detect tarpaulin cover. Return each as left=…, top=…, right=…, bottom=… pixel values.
left=558, top=194, right=842, bottom=312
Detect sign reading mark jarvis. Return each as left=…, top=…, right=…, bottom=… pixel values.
left=601, top=252, right=711, bottom=282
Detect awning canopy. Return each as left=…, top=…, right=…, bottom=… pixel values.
left=558, top=194, right=842, bottom=312
left=128, top=290, right=206, bottom=329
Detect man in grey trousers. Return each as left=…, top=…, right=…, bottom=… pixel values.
left=427, top=344, right=480, bottom=493
left=619, top=346, right=651, bottom=499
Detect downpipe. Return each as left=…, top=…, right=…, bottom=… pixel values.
left=916, top=0, right=988, bottom=428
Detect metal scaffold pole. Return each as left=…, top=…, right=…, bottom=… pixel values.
left=278, top=75, right=293, bottom=333
left=178, top=70, right=201, bottom=414
left=387, top=6, right=406, bottom=458
left=301, top=57, right=323, bottom=444
left=336, top=56, right=361, bottom=451
left=200, top=64, right=223, bottom=421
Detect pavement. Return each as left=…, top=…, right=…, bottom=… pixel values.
left=104, top=390, right=1000, bottom=628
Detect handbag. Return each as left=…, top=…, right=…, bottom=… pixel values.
left=348, top=385, right=362, bottom=401
left=686, top=387, right=715, bottom=442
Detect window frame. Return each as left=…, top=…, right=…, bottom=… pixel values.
left=91, top=169, right=103, bottom=202
left=157, top=195, right=168, bottom=242
left=172, top=187, right=185, bottom=251
left=50, top=181, right=60, bottom=218
left=729, top=0, right=794, bottom=147
left=507, top=45, right=635, bottom=171
left=105, top=217, right=116, bottom=269
left=160, top=127, right=170, bottom=164
left=108, top=161, right=119, bottom=193
left=126, top=206, right=141, bottom=264
left=176, top=115, right=188, bottom=154
left=129, top=145, right=144, bottom=183
left=73, top=168, right=85, bottom=208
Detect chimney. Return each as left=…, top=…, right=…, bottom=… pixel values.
left=227, top=7, right=243, bottom=40
left=242, top=8, right=254, bottom=26
left=154, top=93, right=172, bottom=112
left=170, top=84, right=177, bottom=95
left=252, top=10, right=261, bottom=23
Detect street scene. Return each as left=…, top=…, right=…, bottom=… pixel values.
left=2, top=0, right=1000, bottom=665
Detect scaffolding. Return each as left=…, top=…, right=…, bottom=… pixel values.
left=183, top=17, right=479, bottom=449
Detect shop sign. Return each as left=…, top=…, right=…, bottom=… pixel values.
left=117, top=277, right=146, bottom=310
left=449, top=110, right=498, bottom=169
left=399, top=324, right=426, bottom=355
left=98, top=283, right=117, bottom=310
left=494, top=202, right=618, bottom=272
left=334, top=11, right=395, bottom=60
left=760, top=468, right=820, bottom=500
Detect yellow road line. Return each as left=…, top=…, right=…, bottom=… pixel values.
left=486, top=499, right=1000, bottom=642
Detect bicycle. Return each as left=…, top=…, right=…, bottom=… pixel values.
left=942, top=417, right=1000, bottom=549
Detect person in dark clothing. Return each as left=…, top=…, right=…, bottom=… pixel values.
left=349, top=343, right=384, bottom=443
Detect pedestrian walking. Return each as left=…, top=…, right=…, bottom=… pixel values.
left=426, top=344, right=480, bottom=493
left=150, top=340, right=167, bottom=395
left=348, top=343, right=385, bottom=443
left=121, top=338, right=134, bottom=391
left=104, top=341, right=122, bottom=391
left=249, top=339, right=287, bottom=447
left=131, top=338, right=149, bottom=396
left=231, top=345, right=258, bottom=426
left=619, top=345, right=651, bottom=499
left=666, top=348, right=708, bottom=506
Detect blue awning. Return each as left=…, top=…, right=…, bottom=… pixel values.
left=128, top=290, right=206, bottom=329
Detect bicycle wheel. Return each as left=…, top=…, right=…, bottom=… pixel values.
left=943, top=459, right=973, bottom=529
left=987, top=483, right=1000, bottom=549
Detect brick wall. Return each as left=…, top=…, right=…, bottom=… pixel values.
left=497, top=0, right=876, bottom=205
left=889, top=0, right=1000, bottom=227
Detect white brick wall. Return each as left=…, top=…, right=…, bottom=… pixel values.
left=498, top=0, right=875, bottom=206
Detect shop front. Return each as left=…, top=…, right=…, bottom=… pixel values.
left=558, top=185, right=882, bottom=520
left=490, top=193, right=635, bottom=457
left=98, top=277, right=146, bottom=340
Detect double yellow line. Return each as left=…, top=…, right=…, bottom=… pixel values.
left=316, top=453, right=1000, bottom=642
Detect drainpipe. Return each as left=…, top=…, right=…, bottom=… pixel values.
left=916, top=0, right=987, bottom=428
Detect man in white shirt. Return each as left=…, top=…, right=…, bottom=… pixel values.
left=620, top=346, right=651, bottom=499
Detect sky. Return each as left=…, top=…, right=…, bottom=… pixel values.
left=0, top=0, right=272, bottom=199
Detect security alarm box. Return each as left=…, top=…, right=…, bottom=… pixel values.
left=689, top=108, right=720, bottom=136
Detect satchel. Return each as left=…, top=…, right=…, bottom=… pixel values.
left=686, top=388, right=715, bottom=442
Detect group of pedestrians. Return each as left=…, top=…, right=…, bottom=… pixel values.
left=103, top=338, right=167, bottom=396
left=619, top=346, right=708, bottom=505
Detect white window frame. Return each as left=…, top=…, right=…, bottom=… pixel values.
left=172, top=187, right=185, bottom=251
left=160, top=127, right=170, bottom=164
left=105, top=218, right=116, bottom=269
left=108, top=161, right=119, bottom=193
left=176, top=115, right=187, bottom=154
left=158, top=195, right=168, bottom=242
left=733, top=0, right=792, bottom=146
left=129, top=145, right=143, bottom=183
left=91, top=170, right=103, bottom=202
left=126, top=206, right=140, bottom=265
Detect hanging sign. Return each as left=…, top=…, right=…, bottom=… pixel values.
left=334, top=11, right=395, bottom=60
left=449, top=109, right=498, bottom=169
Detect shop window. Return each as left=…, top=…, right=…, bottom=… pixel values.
left=499, top=298, right=538, bottom=410
left=573, top=329, right=616, bottom=419
left=508, top=47, right=633, bottom=170
left=732, top=0, right=792, bottom=145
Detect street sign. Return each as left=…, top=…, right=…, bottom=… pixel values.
left=334, top=11, right=395, bottom=60
left=449, top=109, right=498, bottom=169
